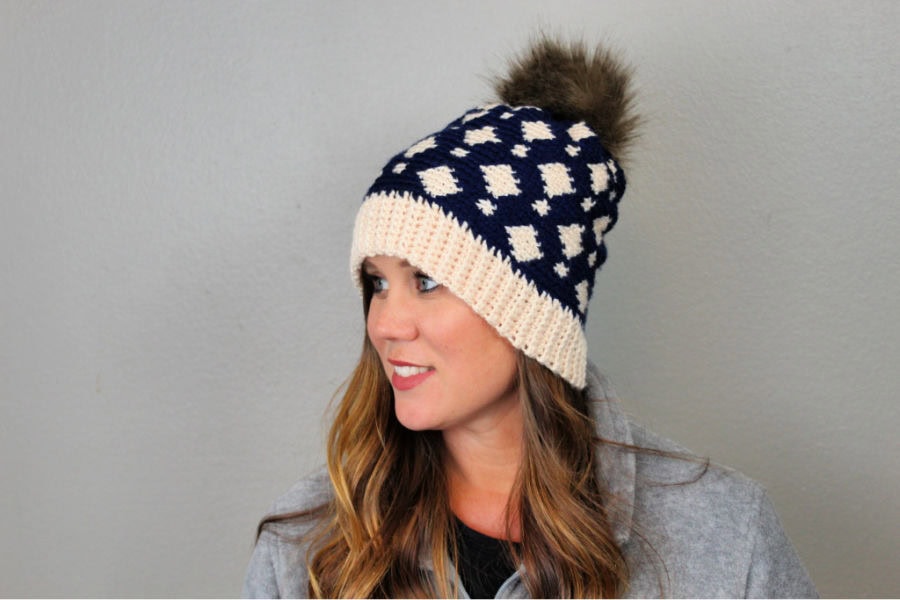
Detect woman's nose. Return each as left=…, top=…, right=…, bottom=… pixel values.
left=367, top=291, right=418, bottom=342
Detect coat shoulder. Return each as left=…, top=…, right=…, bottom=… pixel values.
left=268, top=467, right=333, bottom=516
left=243, top=468, right=333, bottom=598
left=624, top=422, right=816, bottom=598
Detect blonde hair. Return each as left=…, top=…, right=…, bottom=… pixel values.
left=261, top=283, right=629, bottom=597
left=299, top=352, right=628, bottom=596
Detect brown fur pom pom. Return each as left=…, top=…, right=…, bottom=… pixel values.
left=494, top=37, right=639, bottom=165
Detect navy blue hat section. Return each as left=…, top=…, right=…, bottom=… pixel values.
left=364, top=104, right=625, bottom=324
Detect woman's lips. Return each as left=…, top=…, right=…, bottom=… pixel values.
left=389, top=360, right=435, bottom=391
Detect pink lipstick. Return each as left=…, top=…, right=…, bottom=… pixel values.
left=389, top=360, right=435, bottom=391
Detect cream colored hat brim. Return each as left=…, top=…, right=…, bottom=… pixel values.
left=351, top=191, right=587, bottom=389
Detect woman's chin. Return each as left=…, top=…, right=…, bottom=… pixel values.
left=394, top=410, right=438, bottom=432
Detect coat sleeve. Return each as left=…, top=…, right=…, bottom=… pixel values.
left=242, top=531, right=281, bottom=599
left=744, top=491, right=817, bottom=598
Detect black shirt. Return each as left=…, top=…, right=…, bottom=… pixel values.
left=454, top=518, right=520, bottom=599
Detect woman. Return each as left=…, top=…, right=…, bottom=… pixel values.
left=243, top=38, right=816, bottom=598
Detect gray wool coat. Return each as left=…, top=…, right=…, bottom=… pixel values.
left=243, top=365, right=817, bottom=598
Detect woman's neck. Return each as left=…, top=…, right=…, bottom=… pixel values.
left=442, top=407, right=524, bottom=541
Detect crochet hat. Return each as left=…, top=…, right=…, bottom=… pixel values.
left=351, top=39, right=638, bottom=389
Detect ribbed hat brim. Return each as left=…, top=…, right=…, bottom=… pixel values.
left=351, top=190, right=587, bottom=389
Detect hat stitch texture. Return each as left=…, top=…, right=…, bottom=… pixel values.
left=351, top=103, right=626, bottom=389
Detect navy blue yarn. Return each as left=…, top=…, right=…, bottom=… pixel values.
left=365, top=104, right=625, bottom=325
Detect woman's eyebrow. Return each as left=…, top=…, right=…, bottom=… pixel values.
left=362, top=258, right=414, bottom=272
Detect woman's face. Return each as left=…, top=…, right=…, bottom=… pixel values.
left=364, top=255, right=520, bottom=435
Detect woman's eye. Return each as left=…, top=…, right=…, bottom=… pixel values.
left=416, top=274, right=440, bottom=293
left=367, top=274, right=388, bottom=293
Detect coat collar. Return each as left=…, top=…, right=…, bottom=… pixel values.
left=586, top=362, right=636, bottom=546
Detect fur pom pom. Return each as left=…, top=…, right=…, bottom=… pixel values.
left=494, top=37, right=639, bottom=164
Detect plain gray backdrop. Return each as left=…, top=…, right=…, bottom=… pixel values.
left=2, top=1, right=898, bottom=597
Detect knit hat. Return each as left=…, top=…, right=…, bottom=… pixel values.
left=351, top=39, right=637, bottom=389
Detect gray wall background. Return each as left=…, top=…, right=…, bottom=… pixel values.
left=2, top=1, right=898, bottom=597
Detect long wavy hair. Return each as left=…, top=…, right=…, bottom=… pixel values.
left=259, top=279, right=633, bottom=597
